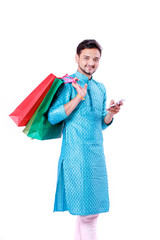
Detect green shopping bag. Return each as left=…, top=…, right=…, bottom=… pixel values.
left=23, top=78, right=64, bottom=140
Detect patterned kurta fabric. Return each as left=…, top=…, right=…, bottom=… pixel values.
left=48, top=70, right=113, bottom=216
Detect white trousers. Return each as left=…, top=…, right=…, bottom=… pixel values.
left=74, top=214, right=99, bottom=240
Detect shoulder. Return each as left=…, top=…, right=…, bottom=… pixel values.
left=70, top=73, right=76, bottom=78
left=56, top=79, right=72, bottom=97
left=57, top=72, right=76, bottom=92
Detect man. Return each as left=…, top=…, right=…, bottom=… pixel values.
left=48, top=39, right=123, bottom=240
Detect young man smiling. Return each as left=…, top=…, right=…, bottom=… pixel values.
left=48, top=39, right=123, bottom=240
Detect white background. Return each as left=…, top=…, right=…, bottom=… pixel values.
left=0, top=0, right=160, bottom=239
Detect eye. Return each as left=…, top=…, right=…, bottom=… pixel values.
left=94, top=58, right=100, bottom=62
left=84, top=56, right=89, bottom=60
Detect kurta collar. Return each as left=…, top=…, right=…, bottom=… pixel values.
left=75, top=70, right=93, bottom=82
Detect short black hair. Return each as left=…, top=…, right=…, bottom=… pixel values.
left=76, top=39, right=102, bottom=56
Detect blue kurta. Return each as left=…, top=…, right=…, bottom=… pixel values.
left=48, top=70, right=113, bottom=216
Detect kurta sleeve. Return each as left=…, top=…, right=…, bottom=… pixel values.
left=101, top=83, right=113, bottom=130
left=48, top=83, right=71, bottom=125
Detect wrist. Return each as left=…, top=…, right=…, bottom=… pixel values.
left=104, top=112, right=114, bottom=125
left=76, top=94, right=85, bottom=101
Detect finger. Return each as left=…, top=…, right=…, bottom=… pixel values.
left=72, top=80, right=79, bottom=85
left=108, top=105, right=120, bottom=113
left=73, top=77, right=79, bottom=81
left=71, top=77, right=79, bottom=83
left=72, top=81, right=77, bottom=88
left=72, top=81, right=82, bottom=91
left=115, top=103, right=119, bottom=108
left=114, top=106, right=120, bottom=112
left=108, top=110, right=119, bottom=115
left=109, top=109, right=118, bottom=113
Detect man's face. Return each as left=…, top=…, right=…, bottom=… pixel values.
left=76, top=48, right=101, bottom=78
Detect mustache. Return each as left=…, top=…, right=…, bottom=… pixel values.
left=86, top=65, right=95, bottom=68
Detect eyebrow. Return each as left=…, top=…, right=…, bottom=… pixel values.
left=83, top=55, right=100, bottom=59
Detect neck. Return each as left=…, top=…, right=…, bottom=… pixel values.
left=77, top=67, right=92, bottom=80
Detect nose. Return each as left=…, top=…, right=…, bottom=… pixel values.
left=88, top=58, right=95, bottom=66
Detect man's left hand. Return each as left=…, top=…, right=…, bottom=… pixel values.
left=104, top=100, right=123, bottom=125
left=107, top=100, right=123, bottom=115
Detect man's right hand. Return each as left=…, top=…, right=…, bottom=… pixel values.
left=72, top=78, right=88, bottom=98
left=63, top=78, right=87, bottom=116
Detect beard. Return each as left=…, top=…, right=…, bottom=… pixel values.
left=79, top=64, right=96, bottom=76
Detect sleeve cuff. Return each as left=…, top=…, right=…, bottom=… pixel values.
left=48, top=104, right=68, bottom=125
left=61, top=104, right=68, bottom=119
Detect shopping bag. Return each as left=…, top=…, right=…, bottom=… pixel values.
left=9, top=74, right=56, bottom=126
left=23, top=78, right=64, bottom=140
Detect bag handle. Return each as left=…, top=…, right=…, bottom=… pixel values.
left=61, top=74, right=78, bottom=84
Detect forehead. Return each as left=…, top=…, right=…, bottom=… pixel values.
left=80, top=48, right=101, bottom=58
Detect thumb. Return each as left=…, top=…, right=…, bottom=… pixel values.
left=110, top=100, right=115, bottom=106
left=84, top=83, right=88, bottom=89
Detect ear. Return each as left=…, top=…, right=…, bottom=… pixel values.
left=75, top=54, right=79, bottom=63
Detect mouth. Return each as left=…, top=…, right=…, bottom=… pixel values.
left=86, top=66, right=94, bottom=70
left=79, top=65, right=96, bottom=76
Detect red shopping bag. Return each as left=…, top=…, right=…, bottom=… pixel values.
left=9, top=74, right=56, bottom=126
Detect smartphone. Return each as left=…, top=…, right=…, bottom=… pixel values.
left=106, top=99, right=125, bottom=110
